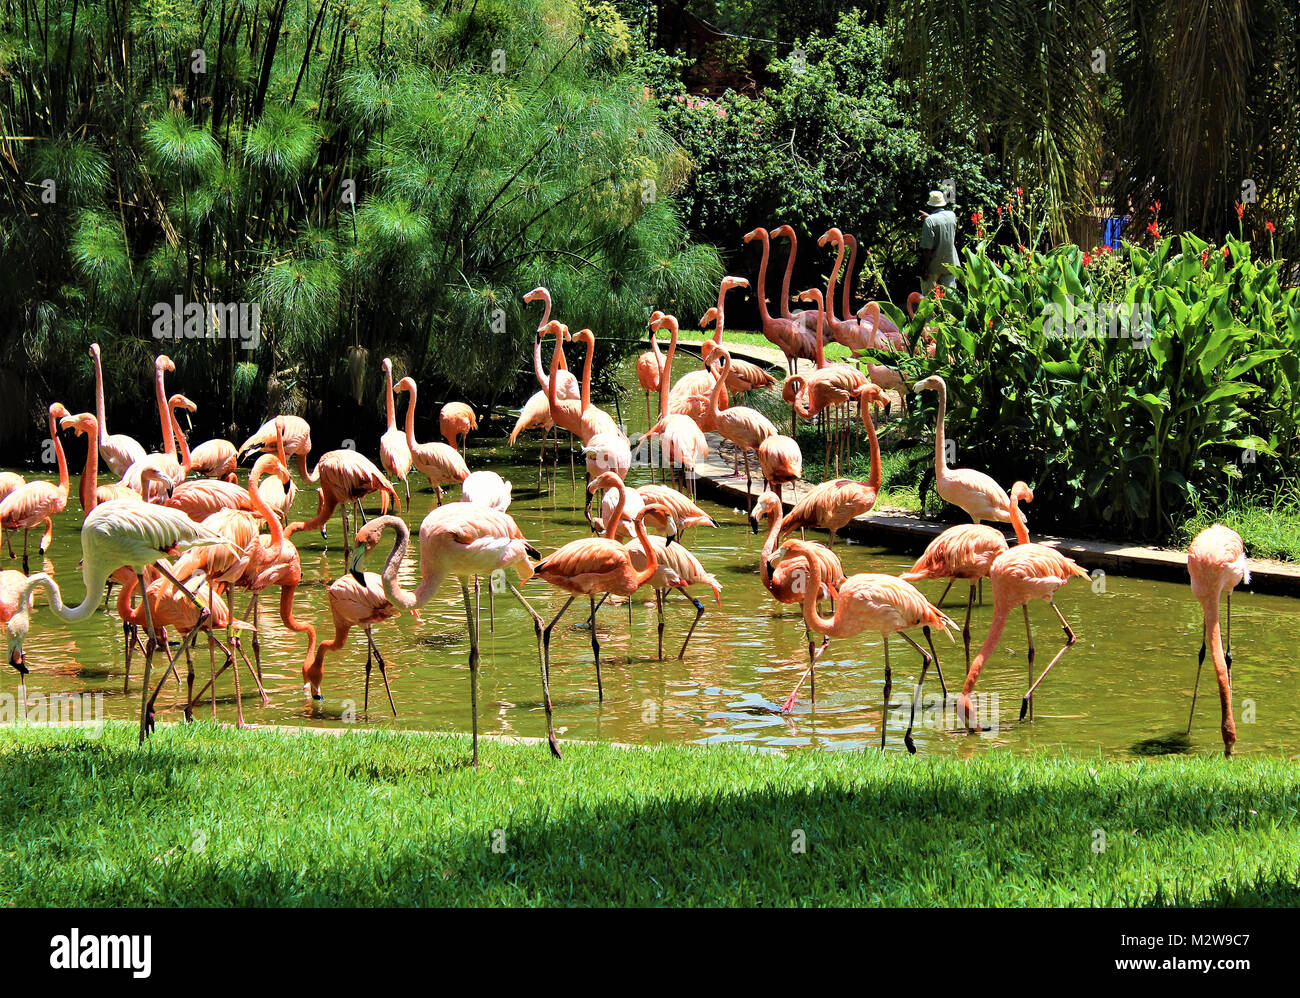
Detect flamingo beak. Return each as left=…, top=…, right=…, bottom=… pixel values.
left=347, top=544, right=365, bottom=577
left=10, top=650, right=26, bottom=674
left=525, top=543, right=541, bottom=560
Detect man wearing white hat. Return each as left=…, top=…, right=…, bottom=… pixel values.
left=919, top=189, right=959, bottom=290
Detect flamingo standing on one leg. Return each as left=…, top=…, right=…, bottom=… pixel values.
left=88, top=342, right=146, bottom=478
left=1, top=403, right=71, bottom=573
left=379, top=358, right=413, bottom=506
left=1186, top=524, right=1249, bottom=757
left=635, top=329, right=665, bottom=428
left=912, top=375, right=1014, bottom=523
left=902, top=524, right=1008, bottom=673
left=769, top=538, right=954, bottom=752
left=356, top=508, right=551, bottom=764
left=780, top=384, right=885, bottom=547
left=955, top=483, right=1088, bottom=731
left=394, top=376, right=468, bottom=504
left=440, top=402, right=477, bottom=454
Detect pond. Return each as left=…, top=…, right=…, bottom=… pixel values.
left=6, top=356, right=1298, bottom=759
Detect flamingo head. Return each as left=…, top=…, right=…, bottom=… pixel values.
left=523, top=286, right=549, bottom=306
left=720, top=275, right=749, bottom=294
left=817, top=228, right=843, bottom=248
left=1011, top=481, right=1034, bottom=504
left=699, top=307, right=719, bottom=329
left=741, top=227, right=766, bottom=244
left=169, top=393, right=197, bottom=414
left=648, top=310, right=665, bottom=328
left=911, top=374, right=944, bottom=394
left=48, top=402, right=70, bottom=423
left=156, top=354, right=175, bottom=374
left=61, top=411, right=97, bottom=437
left=649, top=313, right=677, bottom=334
left=575, top=328, right=595, bottom=349
left=587, top=471, right=624, bottom=496
left=750, top=491, right=780, bottom=533
left=394, top=376, right=416, bottom=395
left=771, top=224, right=794, bottom=240
left=252, top=453, right=291, bottom=487
left=89, top=342, right=101, bottom=361
left=382, top=357, right=393, bottom=374
left=797, top=287, right=823, bottom=308
left=782, top=375, right=807, bottom=405
left=853, top=383, right=886, bottom=408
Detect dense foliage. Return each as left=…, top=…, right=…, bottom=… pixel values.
left=0, top=0, right=720, bottom=451
left=892, top=229, right=1298, bottom=536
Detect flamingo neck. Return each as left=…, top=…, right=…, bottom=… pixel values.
left=932, top=380, right=948, bottom=473
left=384, top=368, right=397, bottom=430
left=962, top=609, right=1009, bottom=696
left=760, top=507, right=781, bottom=582
left=78, top=428, right=99, bottom=513
left=631, top=515, right=659, bottom=588
left=603, top=480, right=627, bottom=539
left=297, top=449, right=319, bottom=483
left=279, top=586, right=317, bottom=663
left=403, top=381, right=419, bottom=451
left=248, top=464, right=285, bottom=546
left=579, top=335, right=595, bottom=412
left=842, top=239, right=857, bottom=319
left=656, top=324, right=676, bottom=422
left=1009, top=493, right=1030, bottom=545
left=779, top=231, right=796, bottom=319
left=546, top=332, right=566, bottom=410
left=155, top=365, right=175, bottom=457
left=754, top=231, right=773, bottom=323
left=861, top=403, right=882, bottom=493
left=48, top=411, right=68, bottom=494
left=813, top=299, right=828, bottom=368
left=797, top=554, right=834, bottom=633
left=93, top=351, right=109, bottom=443
left=379, top=522, right=418, bottom=610
left=707, top=352, right=729, bottom=420
left=28, top=567, right=103, bottom=624
left=825, top=238, right=845, bottom=324
left=169, top=406, right=192, bottom=477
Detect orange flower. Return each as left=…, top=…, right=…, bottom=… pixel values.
left=1266, top=221, right=1276, bottom=234
left=1235, top=201, right=1245, bottom=219
left=1146, top=221, right=1159, bottom=238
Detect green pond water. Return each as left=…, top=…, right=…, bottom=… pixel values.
left=5, top=359, right=1299, bottom=759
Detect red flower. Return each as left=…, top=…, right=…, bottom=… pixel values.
left=933, top=286, right=944, bottom=299
left=1101, top=245, right=1113, bottom=254
left=1082, top=252, right=1093, bottom=266
left=987, top=317, right=993, bottom=329
left=1152, top=200, right=1161, bottom=213
left=1222, top=246, right=1230, bottom=258
left=996, top=205, right=1003, bottom=216
left=1235, top=201, right=1245, bottom=219
left=1200, top=250, right=1208, bottom=266
left=1147, top=221, right=1160, bottom=238
left=1016, top=187, right=1023, bottom=199
left=971, top=210, right=982, bottom=224
left=1018, top=243, right=1027, bottom=254
left=1266, top=221, right=1276, bottom=234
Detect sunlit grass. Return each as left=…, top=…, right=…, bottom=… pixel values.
left=4, top=724, right=1298, bottom=907
left=1177, top=482, right=1300, bottom=562
left=674, top=326, right=855, bottom=363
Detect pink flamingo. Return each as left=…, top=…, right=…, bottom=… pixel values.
left=524, top=286, right=579, bottom=400
left=702, top=344, right=778, bottom=504
left=743, top=226, right=819, bottom=373
left=1186, top=524, right=1249, bottom=756
left=635, top=325, right=666, bottom=426
left=440, top=402, right=477, bottom=453
left=379, top=358, right=413, bottom=506
left=700, top=275, right=775, bottom=403
left=163, top=404, right=255, bottom=521
left=21, top=497, right=234, bottom=740
left=189, top=438, right=239, bottom=481
left=902, top=524, right=1009, bottom=670
left=780, top=384, right=885, bottom=547
left=119, top=356, right=188, bottom=499
left=255, top=417, right=298, bottom=524
left=285, top=445, right=399, bottom=559
left=533, top=488, right=670, bottom=701
left=841, top=234, right=901, bottom=341
left=912, top=375, right=1014, bottom=523
left=0, top=473, right=24, bottom=503
left=238, top=414, right=313, bottom=469
left=3, top=569, right=51, bottom=715
left=757, top=434, right=803, bottom=503
left=956, top=483, right=1089, bottom=730
left=1, top=403, right=71, bottom=572
left=88, top=342, right=146, bottom=477
left=644, top=314, right=709, bottom=491
left=393, top=376, right=469, bottom=504
left=770, top=538, right=954, bottom=751
left=357, top=508, right=550, bottom=763
left=301, top=557, right=400, bottom=716
left=770, top=225, right=818, bottom=331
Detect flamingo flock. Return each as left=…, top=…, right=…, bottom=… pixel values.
left=0, top=255, right=1254, bottom=765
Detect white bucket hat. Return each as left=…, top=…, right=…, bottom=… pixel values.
left=926, top=190, right=948, bottom=208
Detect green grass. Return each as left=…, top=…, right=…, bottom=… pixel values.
left=4, top=723, right=1299, bottom=906
left=1176, top=483, right=1300, bottom=563
left=675, top=326, right=855, bottom=363
left=797, top=430, right=927, bottom=512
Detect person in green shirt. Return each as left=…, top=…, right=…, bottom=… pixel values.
left=919, top=189, right=959, bottom=290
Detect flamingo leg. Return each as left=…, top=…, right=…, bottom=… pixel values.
left=935, top=578, right=955, bottom=608
left=136, top=573, right=159, bottom=743
left=922, top=623, right=947, bottom=697
left=1017, top=601, right=1078, bottom=721
left=902, top=630, right=935, bottom=754
left=122, top=619, right=135, bottom=694
left=1188, top=621, right=1207, bottom=734
left=780, top=637, right=828, bottom=714
left=588, top=595, right=603, bottom=701
left=880, top=636, right=893, bottom=750
left=655, top=588, right=664, bottom=660
left=184, top=642, right=195, bottom=723
left=1224, top=592, right=1233, bottom=672
left=506, top=580, right=559, bottom=759
left=1022, top=604, right=1035, bottom=720
left=22, top=530, right=29, bottom=575
left=542, top=594, right=576, bottom=699
left=962, top=583, right=975, bottom=675
left=461, top=582, right=481, bottom=765
left=672, top=588, right=706, bottom=660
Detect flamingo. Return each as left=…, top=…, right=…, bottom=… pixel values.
left=857, top=350, right=908, bottom=420
left=635, top=325, right=665, bottom=426
left=1, top=403, right=71, bottom=573
left=524, top=286, right=579, bottom=399
left=770, top=225, right=818, bottom=332
left=88, top=342, right=146, bottom=478
left=1186, top=524, right=1249, bottom=757
left=790, top=286, right=869, bottom=474
left=220, top=455, right=319, bottom=683
left=902, top=524, right=1009, bottom=671
left=255, top=417, right=298, bottom=524
left=3, top=569, right=52, bottom=717
left=757, top=434, right=803, bottom=503
left=646, top=316, right=711, bottom=487
left=743, top=226, right=819, bottom=373
left=955, top=483, right=1088, bottom=731
left=356, top=508, right=550, bottom=764
left=600, top=482, right=714, bottom=542
left=769, top=538, right=955, bottom=751
left=912, top=375, right=1014, bottom=523
left=163, top=403, right=255, bottom=521
left=394, top=376, right=469, bottom=504
left=840, top=234, right=901, bottom=342
left=119, top=356, right=188, bottom=499
left=301, top=559, right=400, bottom=716
left=379, top=358, right=413, bottom=506
left=462, top=470, right=512, bottom=511
left=238, top=414, right=313, bottom=470
left=752, top=489, right=844, bottom=667
left=19, top=498, right=234, bottom=740
left=903, top=292, right=940, bottom=357
left=0, top=473, right=25, bottom=503
left=701, top=344, right=778, bottom=505
left=189, top=437, right=239, bottom=481
left=699, top=275, right=775, bottom=404
left=532, top=489, right=670, bottom=701
left=440, top=402, right=477, bottom=454
left=565, top=326, right=631, bottom=523
left=780, top=384, right=885, bottom=547
left=286, top=447, right=399, bottom=559
left=819, top=228, right=867, bottom=345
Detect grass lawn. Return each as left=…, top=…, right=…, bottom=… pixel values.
left=674, top=326, right=855, bottom=363
left=3, top=723, right=1299, bottom=906
left=1176, top=485, right=1300, bottom=563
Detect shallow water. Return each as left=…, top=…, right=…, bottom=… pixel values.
left=6, top=361, right=1298, bottom=759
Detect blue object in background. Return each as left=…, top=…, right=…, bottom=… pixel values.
left=1102, top=216, right=1128, bottom=249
